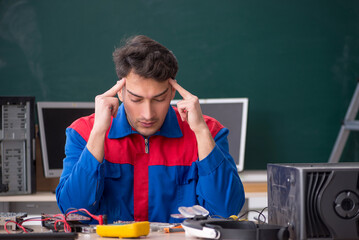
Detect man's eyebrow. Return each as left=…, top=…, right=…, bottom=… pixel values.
left=127, top=88, right=169, bottom=98
left=127, top=89, right=143, bottom=98
left=154, top=88, right=169, bottom=98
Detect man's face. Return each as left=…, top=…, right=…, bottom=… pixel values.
left=118, top=71, right=175, bottom=137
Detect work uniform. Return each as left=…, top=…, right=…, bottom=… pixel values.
left=56, top=104, right=245, bottom=223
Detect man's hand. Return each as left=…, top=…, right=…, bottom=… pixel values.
left=93, top=79, right=126, bottom=134
left=169, top=79, right=215, bottom=160
left=169, top=79, right=207, bottom=134
left=87, top=79, right=125, bottom=163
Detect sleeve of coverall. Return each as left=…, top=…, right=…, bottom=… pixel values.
left=195, top=127, right=245, bottom=217
left=56, top=128, right=105, bottom=214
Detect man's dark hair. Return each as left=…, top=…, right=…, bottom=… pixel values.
left=113, top=35, right=178, bottom=81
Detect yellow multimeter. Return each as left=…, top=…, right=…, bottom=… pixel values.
left=96, top=221, right=150, bottom=238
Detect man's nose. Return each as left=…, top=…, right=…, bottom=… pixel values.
left=141, top=101, right=154, bottom=120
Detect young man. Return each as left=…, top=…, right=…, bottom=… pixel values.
left=56, top=35, right=245, bottom=223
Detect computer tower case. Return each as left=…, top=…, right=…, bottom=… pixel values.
left=0, top=97, right=36, bottom=195
left=268, top=163, right=359, bottom=240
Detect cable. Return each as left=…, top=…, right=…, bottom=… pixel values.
left=65, top=208, right=106, bottom=225
left=257, top=207, right=268, bottom=224
left=3, top=208, right=105, bottom=234
left=4, top=220, right=28, bottom=234
left=237, top=206, right=268, bottom=223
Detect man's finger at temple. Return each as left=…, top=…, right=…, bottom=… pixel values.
left=169, top=79, right=192, bottom=99
left=101, top=78, right=126, bottom=97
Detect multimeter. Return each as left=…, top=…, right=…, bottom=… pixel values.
left=96, top=221, right=150, bottom=238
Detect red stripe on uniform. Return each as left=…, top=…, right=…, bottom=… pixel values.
left=133, top=152, right=149, bottom=221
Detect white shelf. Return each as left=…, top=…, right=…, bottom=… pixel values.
left=239, top=170, right=267, bottom=182
left=0, top=192, right=56, bottom=202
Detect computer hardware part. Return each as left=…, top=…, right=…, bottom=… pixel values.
left=0, top=212, right=27, bottom=231
left=0, top=97, right=36, bottom=195
left=268, top=163, right=359, bottom=240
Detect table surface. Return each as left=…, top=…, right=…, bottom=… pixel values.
left=0, top=225, right=196, bottom=240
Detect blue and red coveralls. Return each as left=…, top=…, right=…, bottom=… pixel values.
left=56, top=104, right=245, bottom=223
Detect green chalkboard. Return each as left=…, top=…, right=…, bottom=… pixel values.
left=1, top=0, right=359, bottom=170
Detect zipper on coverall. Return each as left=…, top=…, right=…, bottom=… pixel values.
left=144, top=138, right=149, bottom=154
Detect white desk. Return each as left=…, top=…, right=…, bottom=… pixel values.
left=0, top=225, right=195, bottom=240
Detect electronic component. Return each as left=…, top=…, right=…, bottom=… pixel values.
left=1, top=208, right=101, bottom=236
left=149, top=222, right=178, bottom=232
left=268, top=163, right=359, bottom=240
left=0, top=212, right=27, bottom=231
left=96, top=221, right=150, bottom=238
left=41, top=209, right=105, bottom=233
left=163, top=225, right=184, bottom=233
left=0, top=97, right=36, bottom=195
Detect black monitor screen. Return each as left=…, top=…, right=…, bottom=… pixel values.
left=37, top=102, right=95, bottom=178
left=42, top=108, right=95, bottom=169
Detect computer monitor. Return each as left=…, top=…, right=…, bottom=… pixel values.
left=171, top=98, right=248, bottom=172
left=37, top=98, right=248, bottom=178
left=37, top=102, right=95, bottom=178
